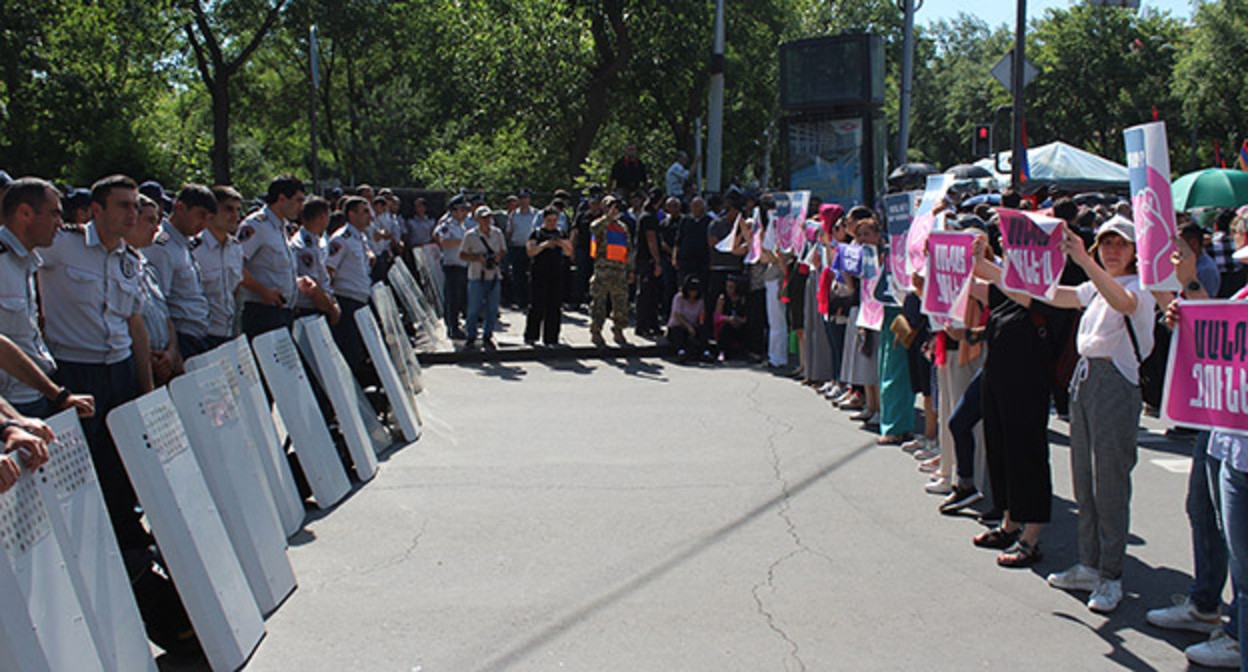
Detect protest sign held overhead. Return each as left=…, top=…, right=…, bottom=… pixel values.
left=1124, top=121, right=1181, bottom=291
left=857, top=245, right=885, bottom=331
left=769, top=191, right=811, bottom=253
left=997, top=208, right=1066, bottom=300
left=883, top=190, right=921, bottom=300
left=905, top=174, right=956, bottom=279
left=922, top=231, right=977, bottom=325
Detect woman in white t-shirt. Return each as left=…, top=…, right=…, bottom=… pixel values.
left=1040, top=215, right=1155, bottom=614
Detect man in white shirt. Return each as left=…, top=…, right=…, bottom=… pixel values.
left=665, top=150, right=695, bottom=203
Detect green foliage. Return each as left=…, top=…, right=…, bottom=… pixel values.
left=1173, top=0, right=1248, bottom=167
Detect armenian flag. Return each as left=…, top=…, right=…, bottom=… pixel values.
left=590, top=221, right=630, bottom=263
left=1238, top=140, right=1248, bottom=171
left=1215, top=141, right=1227, bottom=169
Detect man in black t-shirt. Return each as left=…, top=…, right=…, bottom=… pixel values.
left=673, top=196, right=711, bottom=290
left=608, top=144, right=648, bottom=196
left=570, top=195, right=602, bottom=308
left=525, top=206, right=572, bottom=345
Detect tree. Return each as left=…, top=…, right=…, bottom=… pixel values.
left=1173, top=0, right=1248, bottom=169
left=184, top=0, right=289, bottom=184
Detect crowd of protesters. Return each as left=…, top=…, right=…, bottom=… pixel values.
left=1, top=140, right=1247, bottom=670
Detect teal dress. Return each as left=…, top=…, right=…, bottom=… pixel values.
left=878, top=304, right=915, bottom=436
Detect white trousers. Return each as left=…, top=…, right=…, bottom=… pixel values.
left=764, top=278, right=788, bottom=366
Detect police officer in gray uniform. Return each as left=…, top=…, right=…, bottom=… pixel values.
left=238, top=175, right=304, bottom=337
left=326, top=196, right=376, bottom=383
left=40, top=175, right=197, bottom=653
left=193, top=186, right=246, bottom=349
left=0, top=178, right=94, bottom=418
left=143, top=184, right=215, bottom=357
left=289, top=195, right=340, bottom=324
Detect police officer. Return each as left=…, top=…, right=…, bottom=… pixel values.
left=192, top=186, right=247, bottom=349
left=435, top=194, right=471, bottom=338
left=0, top=177, right=94, bottom=418
left=290, top=195, right=340, bottom=324
left=144, top=184, right=215, bottom=357
left=326, top=196, right=375, bottom=382
left=40, top=174, right=197, bottom=653
left=589, top=195, right=634, bottom=346
left=238, top=175, right=304, bottom=337
left=128, top=194, right=181, bottom=386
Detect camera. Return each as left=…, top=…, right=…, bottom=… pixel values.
left=483, top=256, right=497, bottom=271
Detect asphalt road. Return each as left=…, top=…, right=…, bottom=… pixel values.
left=233, top=357, right=1221, bottom=671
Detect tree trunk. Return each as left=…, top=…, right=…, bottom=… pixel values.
left=211, top=80, right=232, bottom=185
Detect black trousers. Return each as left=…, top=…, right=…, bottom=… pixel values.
left=634, top=260, right=663, bottom=333
left=176, top=331, right=210, bottom=359
left=668, top=324, right=710, bottom=352
left=332, top=296, right=378, bottom=388
left=507, top=246, right=530, bottom=309
left=983, top=323, right=1053, bottom=524
left=442, top=265, right=467, bottom=333
left=525, top=268, right=563, bottom=345
left=242, top=302, right=293, bottom=339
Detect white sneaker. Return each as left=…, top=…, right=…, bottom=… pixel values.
left=913, top=446, right=939, bottom=461
left=1087, top=578, right=1123, bottom=613
left=1047, top=564, right=1100, bottom=592
left=1146, top=596, right=1222, bottom=634
left=900, top=437, right=926, bottom=453
left=924, top=477, right=952, bottom=494
left=1185, top=629, right=1241, bottom=669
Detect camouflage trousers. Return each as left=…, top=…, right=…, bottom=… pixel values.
left=590, top=263, right=629, bottom=334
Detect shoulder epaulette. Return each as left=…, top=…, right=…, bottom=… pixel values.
left=188, top=236, right=203, bottom=250
left=153, top=231, right=170, bottom=245
left=59, top=224, right=85, bottom=234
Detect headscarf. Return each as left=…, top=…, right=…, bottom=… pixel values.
left=818, top=203, right=845, bottom=235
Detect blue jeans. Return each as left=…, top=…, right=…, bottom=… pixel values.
left=1220, top=460, right=1248, bottom=662
left=1190, top=433, right=1231, bottom=618
left=466, top=278, right=500, bottom=341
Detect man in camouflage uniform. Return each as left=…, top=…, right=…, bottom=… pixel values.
left=589, top=195, right=633, bottom=346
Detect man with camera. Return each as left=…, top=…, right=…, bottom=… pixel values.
left=460, top=205, right=507, bottom=350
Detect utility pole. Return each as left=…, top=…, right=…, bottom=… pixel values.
left=706, top=0, right=726, bottom=193
left=1011, top=0, right=1026, bottom=189
left=309, top=24, right=320, bottom=195
left=896, top=0, right=917, bottom=167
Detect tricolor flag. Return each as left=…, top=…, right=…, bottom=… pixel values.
left=590, top=221, right=630, bottom=263
left=1215, top=141, right=1227, bottom=169
left=1018, top=117, right=1031, bottom=182
left=1238, top=141, right=1248, bottom=171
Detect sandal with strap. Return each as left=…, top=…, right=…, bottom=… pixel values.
left=997, top=539, right=1043, bottom=568
left=972, top=526, right=1020, bottom=549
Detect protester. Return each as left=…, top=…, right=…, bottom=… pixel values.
left=714, top=274, right=749, bottom=361
left=668, top=275, right=710, bottom=362
left=609, top=144, right=648, bottom=195
left=633, top=194, right=666, bottom=337
left=506, top=189, right=540, bottom=310
left=665, top=150, right=693, bottom=202
left=569, top=194, right=602, bottom=309
left=673, top=196, right=711, bottom=289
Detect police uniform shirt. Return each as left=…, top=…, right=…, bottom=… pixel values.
left=0, top=226, right=54, bottom=404
left=507, top=208, right=540, bottom=247
left=144, top=219, right=210, bottom=338
left=289, top=228, right=333, bottom=310
left=326, top=225, right=372, bottom=303
left=137, top=256, right=172, bottom=352
left=434, top=217, right=468, bottom=268
left=238, top=205, right=298, bottom=308
left=405, top=215, right=436, bottom=247
left=192, top=232, right=244, bottom=338
left=37, top=222, right=145, bottom=365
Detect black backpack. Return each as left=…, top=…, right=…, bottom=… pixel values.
left=1124, top=310, right=1169, bottom=409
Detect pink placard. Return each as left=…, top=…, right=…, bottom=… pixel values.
left=998, top=208, right=1065, bottom=301
left=922, top=231, right=976, bottom=324
left=857, top=245, right=885, bottom=331
left=1162, top=301, right=1248, bottom=433
left=1124, top=121, right=1181, bottom=291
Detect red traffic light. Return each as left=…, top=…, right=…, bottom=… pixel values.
left=977, top=126, right=990, bottom=139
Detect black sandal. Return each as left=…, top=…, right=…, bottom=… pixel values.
left=972, top=526, right=1020, bottom=549
left=997, top=540, right=1043, bottom=568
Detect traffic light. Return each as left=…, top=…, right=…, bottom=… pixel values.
left=972, top=124, right=993, bottom=157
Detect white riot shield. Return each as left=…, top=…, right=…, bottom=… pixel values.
left=292, top=316, right=380, bottom=481
left=185, top=337, right=304, bottom=537
left=0, top=468, right=102, bottom=672
left=252, top=328, right=351, bottom=509
left=406, top=251, right=443, bottom=319
left=355, top=307, right=421, bottom=441
left=371, top=283, right=423, bottom=397
left=38, top=410, right=156, bottom=672
left=388, top=262, right=441, bottom=351
left=169, top=364, right=297, bottom=615
left=107, top=389, right=265, bottom=672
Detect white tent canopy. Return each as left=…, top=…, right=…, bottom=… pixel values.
left=973, top=140, right=1130, bottom=193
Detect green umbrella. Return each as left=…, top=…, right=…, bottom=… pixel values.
left=1172, top=168, right=1248, bottom=211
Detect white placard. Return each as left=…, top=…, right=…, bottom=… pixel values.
left=356, top=307, right=421, bottom=441
left=106, top=389, right=265, bottom=672
left=251, top=328, right=352, bottom=509
left=0, top=468, right=103, bottom=671
left=371, top=283, right=423, bottom=397
left=169, top=364, right=297, bottom=615
left=185, top=337, right=305, bottom=537
left=38, top=410, right=156, bottom=672
left=292, top=316, right=381, bottom=481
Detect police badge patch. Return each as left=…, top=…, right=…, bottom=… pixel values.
left=300, top=251, right=314, bottom=268
left=120, top=254, right=137, bottom=278
left=237, top=224, right=255, bottom=242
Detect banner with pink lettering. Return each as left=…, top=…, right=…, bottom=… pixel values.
left=997, top=208, right=1065, bottom=301
left=856, top=245, right=885, bottom=331
left=922, top=231, right=977, bottom=326
left=905, top=174, right=956, bottom=278
left=768, top=191, right=811, bottom=253
left=1162, top=301, right=1248, bottom=433
left=1124, top=121, right=1181, bottom=291
left=883, top=190, right=921, bottom=302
